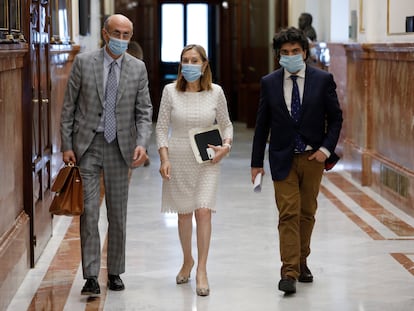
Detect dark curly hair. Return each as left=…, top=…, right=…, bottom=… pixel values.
left=272, top=27, right=309, bottom=60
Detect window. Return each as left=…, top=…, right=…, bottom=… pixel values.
left=161, top=4, right=184, bottom=62
left=51, top=0, right=72, bottom=43
left=161, top=3, right=208, bottom=62
left=186, top=4, right=208, bottom=50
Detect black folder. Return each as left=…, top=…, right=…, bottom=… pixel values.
left=189, top=126, right=222, bottom=163
left=324, top=152, right=340, bottom=171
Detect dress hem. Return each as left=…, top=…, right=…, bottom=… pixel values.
left=161, top=206, right=216, bottom=214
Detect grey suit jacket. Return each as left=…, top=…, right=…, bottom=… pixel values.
left=60, top=48, right=153, bottom=166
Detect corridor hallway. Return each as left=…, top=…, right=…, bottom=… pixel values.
left=6, top=123, right=414, bottom=311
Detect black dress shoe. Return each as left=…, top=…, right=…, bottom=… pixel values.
left=298, top=264, right=313, bottom=283
left=81, top=277, right=100, bottom=296
left=108, top=274, right=125, bottom=291
left=278, top=276, right=296, bottom=294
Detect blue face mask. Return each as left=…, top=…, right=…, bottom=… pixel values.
left=279, top=54, right=305, bottom=73
left=108, top=37, right=129, bottom=56
left=181, top=64, right=202, bottom=82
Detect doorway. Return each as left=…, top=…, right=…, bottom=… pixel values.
left=24, top=0, right=53, bottom=267
left=159, top=1, right=220, bottom=91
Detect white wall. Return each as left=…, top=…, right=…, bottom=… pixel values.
left=288, top=0, right=306, bottom=28
left=388, top=0, right=414, bottom=33
left=306, top=0, right=330, bottom=42
left=289, top=0, right=414, bottom=43
left=360, top=0, right=414, bottom=43
left=289, top=0, right=342, bottom=42
left=330, top=0, right=349, bottom=42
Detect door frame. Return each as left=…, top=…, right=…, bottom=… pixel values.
left=22, top=0, right=53, bottom=267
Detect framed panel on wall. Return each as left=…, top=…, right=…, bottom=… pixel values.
left=359, top=0, right=365, bottom=33
left=10, top=0, right=21, bottom=32
left=0, top=0, right=7, bottom=33
left=387, top=0, right=414, bottom=34
left=0, top=0, right=23, bottom=41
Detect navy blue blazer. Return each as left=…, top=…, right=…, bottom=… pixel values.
left=251, top=65, right=343, bottom=181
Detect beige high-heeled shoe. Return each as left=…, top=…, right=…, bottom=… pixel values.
left=176, top=261, right=194, bottom=284
left=196, top=274, right=210, bottom=296
left=176, top=273, right=190, bottom=284
left=196, top=286, right=210, bottom=296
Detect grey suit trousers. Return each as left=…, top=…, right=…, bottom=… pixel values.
left=78, top=132, right=129, bottom=278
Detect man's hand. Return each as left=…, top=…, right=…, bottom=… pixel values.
left=132, top=146, right=148, bottom=168
left=63, top=150, right=77, bottom=165
left=251, top=167, right=265, bottom=184
left=308, top=150, right=328, bottom=163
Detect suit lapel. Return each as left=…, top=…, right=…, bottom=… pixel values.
left=272, top=70, right=291, bottom=118
left=93, top=49, right=105, bottom=106
left=117, top=56, right=130, bottom=106
left=301, top=65, right=314, bottom=115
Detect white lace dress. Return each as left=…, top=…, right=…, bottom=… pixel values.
left=155, top=83, right=233, bottom=214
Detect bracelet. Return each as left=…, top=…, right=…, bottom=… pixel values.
left=223, top=143, right=231, bottom=151
left=161, top=159, right=170, bottom=164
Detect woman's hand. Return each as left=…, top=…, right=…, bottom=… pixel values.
left=159, top=160, right=171, bottom=180
left=207, top=144, right=230, bottom=164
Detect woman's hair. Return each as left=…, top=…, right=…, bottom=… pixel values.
left=272, top=27, right=310, bottom=60
left=176, top=44, right=212, bottom=92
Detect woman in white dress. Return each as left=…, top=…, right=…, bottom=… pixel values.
left=156, top=44, right=233, bottom=296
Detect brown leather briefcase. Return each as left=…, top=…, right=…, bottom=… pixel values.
left=49, top=164, right=84, bottom=216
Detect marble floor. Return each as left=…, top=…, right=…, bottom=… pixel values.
left=6, top=123, right=414, bottom=311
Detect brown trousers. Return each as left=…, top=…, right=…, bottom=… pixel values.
left=273, top=151, right=324, bottom=279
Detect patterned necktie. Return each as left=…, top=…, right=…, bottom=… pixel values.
left=290, top=75, right=306, bottom=152
left=104, top=61, right=118, bottom=143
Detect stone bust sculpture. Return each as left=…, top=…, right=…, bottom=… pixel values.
left=298, top=13, right=317, bottom=42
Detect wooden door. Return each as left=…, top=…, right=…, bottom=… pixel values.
left=27, top=0, right=53, bottom=266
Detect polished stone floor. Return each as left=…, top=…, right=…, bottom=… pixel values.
left=7, top=123, right=414, bottom=311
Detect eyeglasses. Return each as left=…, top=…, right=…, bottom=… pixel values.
left=106, top=30, right=132, bottom=40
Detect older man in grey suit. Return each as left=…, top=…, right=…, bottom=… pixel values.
left=60, top=14, right=153, bottom=296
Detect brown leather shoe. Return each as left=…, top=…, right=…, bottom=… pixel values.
left=298, top=264, right=313, bottom=283
left=108, top=274, right=125, bottom=291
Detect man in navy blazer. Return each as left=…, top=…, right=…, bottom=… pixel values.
left=251, top=27, right=342, bottom=295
